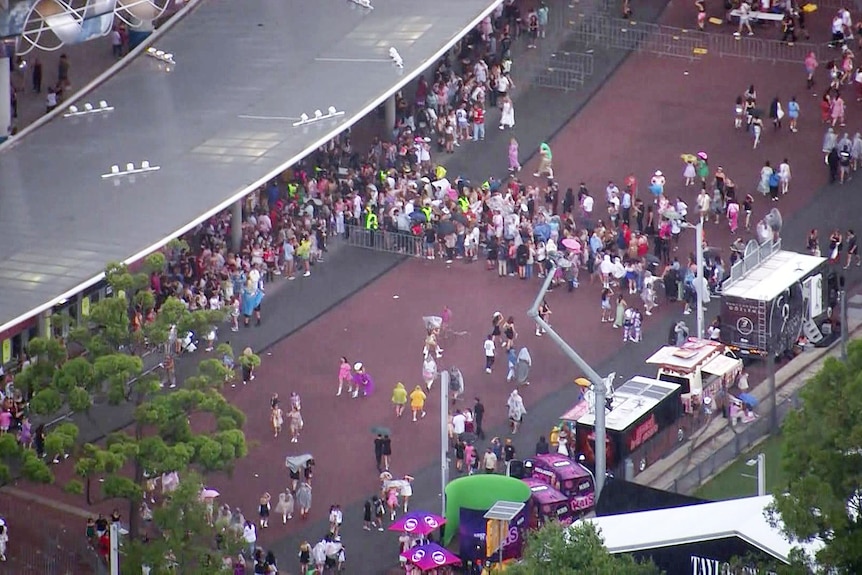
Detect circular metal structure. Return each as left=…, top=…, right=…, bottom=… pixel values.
left=15, top=0, right=170, bottom=55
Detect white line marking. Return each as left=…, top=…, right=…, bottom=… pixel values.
left=314, top=57, right=390, bottom=63
left=238, top=115, right=301, bottom=121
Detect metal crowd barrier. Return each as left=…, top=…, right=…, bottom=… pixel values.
left=568, top=13, right=832, bottom=64
left=344, top=225, right=423, bottom=257
left=529, top=49, right=594, bottom=91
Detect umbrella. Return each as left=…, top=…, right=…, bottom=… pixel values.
left=371, top=426, right=391, bottom=436
left=200, top=488, right=220, bottom=500
left=285, top=454, right=314, bottom=472
left=680, top=153, right=697, bottom=164
left=389, top=511, right=446, bottom=535
left=697, top=151, right=708, bottom=161
left=649, top=183, right=663, bottom=196
left=437, top=220, right=456, bottom=236
left=738, top=393, right=758, bottom=407
left=749, top=108, right=763, bottom=119
left=662, top=209, right=682, bottom=221
left=400, top=542, right=460, bottom=570
left=306, top=197, right=323, bottom=206
left=423, top=316, right=443, bottom=330
left=575, top=377, right=591, bottom=388
left=533, top=223, right=551, bottom=242
left=451, top=212, right=468, bottom=225
left=432, top=178, right=451, bottom=193
left=561, top=238, right=582, bottom=254
left=409, top=211, right=428, bottom=223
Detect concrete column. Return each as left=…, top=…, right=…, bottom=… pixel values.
left=0, top=54, right=11, bottom=142
left=231, top=199, right=243, bottom=252
left=384, top=94, right=396, bottom=134
left=38, top=310, right=52, bottom=339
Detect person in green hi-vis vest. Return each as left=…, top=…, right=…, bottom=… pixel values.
left=534, top=142, right=554, bottom=179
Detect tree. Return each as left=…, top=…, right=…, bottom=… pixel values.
left=121, top=471, right=242, bottom=575
left=767, top=339, right=862, bottom=573
left=0, top=261, right=236, bottom=541
left=506, top=521, right=662, bottom=575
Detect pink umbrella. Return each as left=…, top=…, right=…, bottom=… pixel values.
left=199, top=488, right=220, bottom=500
left=400, top=543, right=460, bottom=571
left=388, top=511, right=446, bottom=535
left=561, top=237, right=582, bottom=254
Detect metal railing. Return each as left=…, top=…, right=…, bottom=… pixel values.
left=726, top=237, right=782, bottom=287
left=532, top=50, right=595, bottom=91
left=0, top=493, right=100, bottom=575
left=568, top=13, right=833, bottom=64
left=670, top=388, right=800, bottom=495
left=344, top=225, right=424, bottom=257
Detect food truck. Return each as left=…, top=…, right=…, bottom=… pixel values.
left=645, top=338, right=743, bottom=414
left=572, top=376, right=682, bottom=470
left=521, top=477, right=575, bottom=529
left=526, top=453, right=595, bottom=515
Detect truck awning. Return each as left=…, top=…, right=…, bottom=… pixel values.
left=702, top=354, right=742, bottom=378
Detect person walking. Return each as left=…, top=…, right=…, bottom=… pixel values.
left=275, top=490, right=294, bottom=524
left=298, top=542, right=311, bottom=574
left=270, top=403, right=283, bottom=438
left=409, top=385, right=427, bottom=422
left=287, top=406, right=303, bottom=444
left=473, top=397, right=485, bottom=439
left=391, top=382, right=407, bottom=417
left=508, top=137, right=521, bottom=173
left=846, top=229, right=861, bottom=268
left=483, top=334, right=496, bottom=374
left=296, top=481, right=312, bottom=520
left=482, top=447, right=498, bottom=474
left=258, top=493, right=271, bottom=529
left=507, top=389, right=527, bottom=434
left=242, top=520, right=257, bottom=558
left=337, top=356, right=352, bottom=396
left=381, top=434, right=392, bottom=471
left=787, top=97, right=800, bottom=132
left=374, top=434, right=385, bottom=472
left=779, top=158, right=792, bottom=194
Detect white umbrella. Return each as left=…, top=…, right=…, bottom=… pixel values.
left=200, top=488, right=220, bottom=500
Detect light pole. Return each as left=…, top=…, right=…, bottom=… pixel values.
left=440, top=363, right=449, bottom=517
left=743, top=453, right=766, bottom=496
left=527, top=263, right=610, bottom=497
left=681, top=217, right=706, bottom=339
left=840, top=275, right=848, bottom=362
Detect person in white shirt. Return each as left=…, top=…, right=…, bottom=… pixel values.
left=242, top=521, right=256, bottom=558
left=452, top=410, right=466, bottom=438
left=605, top=181, right=620, bottom=203
left=483, top=335, right=496, bottom=374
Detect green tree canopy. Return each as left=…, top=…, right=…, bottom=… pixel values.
left=768, top=339, right=862, bottom=573
left=505, top=521, right=662, bottom=575
left=122, top=471, right=241, bottom=575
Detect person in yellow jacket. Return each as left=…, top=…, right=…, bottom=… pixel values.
left=409, top=385, right=427, bottom=422
left=549, top=425, right=560, bottom=452
left=391, top=382, right=407, bottom=418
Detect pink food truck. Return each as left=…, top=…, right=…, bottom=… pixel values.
left=526, top=453, right=596, bottom=516
left=521, top=477, right=575, bottom=529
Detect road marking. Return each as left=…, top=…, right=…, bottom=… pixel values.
left=238, top=115, right=300, bottom=121
left=314, top=57, right=390, bottom=63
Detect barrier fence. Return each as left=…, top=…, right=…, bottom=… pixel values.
left=0, top=492, right=100, bottom=575
left=532, top=50, right=595, bottom=91
left=568, top=13, right=833, bottom=64
left=670, top=388, right=801, bottom=495
left=344, top=225, right=423, bottom=257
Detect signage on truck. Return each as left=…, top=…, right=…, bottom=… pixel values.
left=572, top=493, right=595, bottom=511
left=628, top=414, right=659, bottom=451
left=690, top=555, right=771, bottom=574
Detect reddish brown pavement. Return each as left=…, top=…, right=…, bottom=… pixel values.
left=528, top=51, right=828, bottom=253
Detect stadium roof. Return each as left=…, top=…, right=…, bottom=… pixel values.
left=0, top=0, right=500, bottom=334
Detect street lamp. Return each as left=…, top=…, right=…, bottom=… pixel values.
left=680, top=216, right=706, bottom=340
left=527, top=261, right=611, bottom=497
left=743, top=453, right=766, bottom=496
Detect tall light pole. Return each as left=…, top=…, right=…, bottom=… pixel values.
left=527, top=263, right=609, bottom=497
left=440, top=363, right=449, bottom=517
left=681, top=217, right=706, bottom=339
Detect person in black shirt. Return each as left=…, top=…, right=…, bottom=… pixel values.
left=473, top=397, right=485, bottom=439
left=374, top=434, right=384, bottom=472
left=845, top=229, right=860, bottom=268
left=381, top=435, right=392, bottom=471
left=535, top=435, right=550, bottom=455
left=423, top=225, right=437, bottom=259
left=503, top=438, right=516, bottom=462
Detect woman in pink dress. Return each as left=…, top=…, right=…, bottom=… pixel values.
left=508, top=137, right=521, bottom=173
left=337, top=356, right=352, bottom=396
left=832, top=94, right=846, bottom=127
left=726, top=199, right=740, bottom=234
left=386, top=487, right=400, bottom=521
